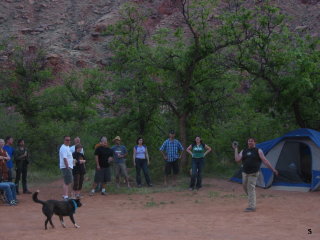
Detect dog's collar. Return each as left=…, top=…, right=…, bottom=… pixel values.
left=71, top=199, right=78, bottom=213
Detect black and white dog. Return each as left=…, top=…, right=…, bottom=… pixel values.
left=32, top=191, right=82, bottom=230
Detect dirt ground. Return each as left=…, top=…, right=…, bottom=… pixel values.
left=1, top=178, right=319, bottom=240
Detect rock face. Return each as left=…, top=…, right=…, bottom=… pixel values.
left=0, top=0, right=320, bottom=75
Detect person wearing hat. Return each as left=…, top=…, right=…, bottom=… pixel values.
left=111, top=136, right=130, bottom=188
left=160, top=130, right=184, bottom=186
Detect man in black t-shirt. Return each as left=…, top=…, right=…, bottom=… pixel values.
left=90, top=137, right=114, bottom=196
left=233, top=138, right=278, bottom=212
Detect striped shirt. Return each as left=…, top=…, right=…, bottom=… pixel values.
left=160, top=139, right=184, bottom=162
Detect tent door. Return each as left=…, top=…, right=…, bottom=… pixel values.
left=273, top=141, right=312, bottom=185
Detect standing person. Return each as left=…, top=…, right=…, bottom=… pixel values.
left=133, top=137, right=152, bottom=187
left=160, top=130, right=184, bottom=186
left=72, top=144, right=86, bottom=199
left=3, top=136, right=14, bottom=182
left=59, top=136, right=74, bottom=200
left=233, top=138, right=279, bottom=212
left=90, top=137, right=113, bottom=196
left=112, top=136, right=130, bottom=188
left=0, top=139, right=10, bottom=182
left=186, top=136, right=212, bottom=190
left=14, top=139, right=31, bottom=194
left=70, top=137, right=84, bottom=154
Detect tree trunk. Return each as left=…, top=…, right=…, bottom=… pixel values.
left=293, top=101, right=306, bottom=128
left=179, top=113, right=188, bottom=169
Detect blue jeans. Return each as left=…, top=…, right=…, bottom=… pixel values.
left=0, top=182, right=16, bottom=203
left=190, top=158, right=204, bottom=189
left=135, top=158, right=151, bottom=185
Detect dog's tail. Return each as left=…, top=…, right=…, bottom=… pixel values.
left=32, top=190, right=45, bottom=205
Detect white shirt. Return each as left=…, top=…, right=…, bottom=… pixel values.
left=59, top=144, right=74, bottom=169
left=135, top=146, right=146, bottom=159
left=70, top=145, right=84, bottom=154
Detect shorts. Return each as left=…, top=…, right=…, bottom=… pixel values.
left=94, top=167, right=111, bottom=183
left=115, top=163, right=129, bottom=178
left=165, top=160, right=179, bottom=176
left=61, top=168, right=73, bottom=185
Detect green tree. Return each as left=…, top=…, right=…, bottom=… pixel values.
left=230, top=3, right=320, bottom=129
left=0, top=46, right=52, bottom=128
left=104, top=0, right=256, bottom=168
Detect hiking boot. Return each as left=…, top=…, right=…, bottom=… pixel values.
left=244, top=207, right=256, bottom=212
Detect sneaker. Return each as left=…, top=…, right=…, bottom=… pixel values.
left=101, top=191, right=107, bottom=196
left=9, top=200, right=17, bottom=206
left=148, top=183, right=153, bottom=187
left=244, top=207, right=256, bottom=212
left=14, top=199, right=19, bottom=204
left=89, top=191, right=95, bottom=196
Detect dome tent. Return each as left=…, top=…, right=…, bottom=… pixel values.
left=230, top=128, right=320, bottom=191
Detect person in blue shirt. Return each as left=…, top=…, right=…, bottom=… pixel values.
left=160, top=130, right=184, bottom=186
left=3, top=136, right=14, bottom=182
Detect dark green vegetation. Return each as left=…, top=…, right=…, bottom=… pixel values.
left=0, top=0, right=319, bottom=179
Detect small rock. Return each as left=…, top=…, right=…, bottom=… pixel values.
left=21, top=28, right=33, bottom=34
left=74, top=45, right=91, bottom=51
left=91, top=32, right=100, bottom=38
left=295, top=25, right=308, bottom=31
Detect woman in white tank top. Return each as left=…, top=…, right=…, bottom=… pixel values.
left=133, top=137, right=152, bottom=187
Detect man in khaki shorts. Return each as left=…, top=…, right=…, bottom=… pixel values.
left=59, top=136, right=74, bottom=200
left=112, top=136, right=130, bottom=188
left=233, top=138, right=278, bottom=212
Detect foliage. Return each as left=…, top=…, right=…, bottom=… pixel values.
left=0, top=0, right=318, bottom=181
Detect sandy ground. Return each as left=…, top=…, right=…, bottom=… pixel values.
left=1, top=178, right=319, bottom=240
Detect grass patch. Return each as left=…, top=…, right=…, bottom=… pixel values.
left=145, top=200, right=158, bottom=207
left=28, top=166, right=61, bottom=187
left=208, top=191, right=220, bottom=198
left=221, top=194, right=236, bottom=198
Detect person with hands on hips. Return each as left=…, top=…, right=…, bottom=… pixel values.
left=233, top=138, right=278, bottom=212
left=186, top=136, right=212, bottom=190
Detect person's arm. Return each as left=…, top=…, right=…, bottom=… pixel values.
left=14, top=150, right=25, bottom=160
left=233, top=145, right=242, bottom=163
left=178, top=141, right=184, bottom=159
left=4, top=151, right=10, bottom=161
left=61, top=148, right=69, bottom=168
left=259, top=149, right=279, bottom=175
left=186, top=145, right=193, bottom=156
left=133, top=147, right=136, bottom=166
left=204, top=144, right=212, bottom=157
left=121, top=147, right=128, bottom=158
left=64, top=158, right=69, bottom=169
left=108, top=149, right=114, bottom=163
left=80, top=153, right=86, bottom=164
left=95, top=155, right=100, bottom=170
left=160, top=141, right=168, bottom=160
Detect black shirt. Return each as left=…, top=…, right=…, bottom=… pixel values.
left=242, top=148, right=261, bottom=174
left=94, top=146, right=113, bottom=168
left=72, top=152, right=86, bottom=175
